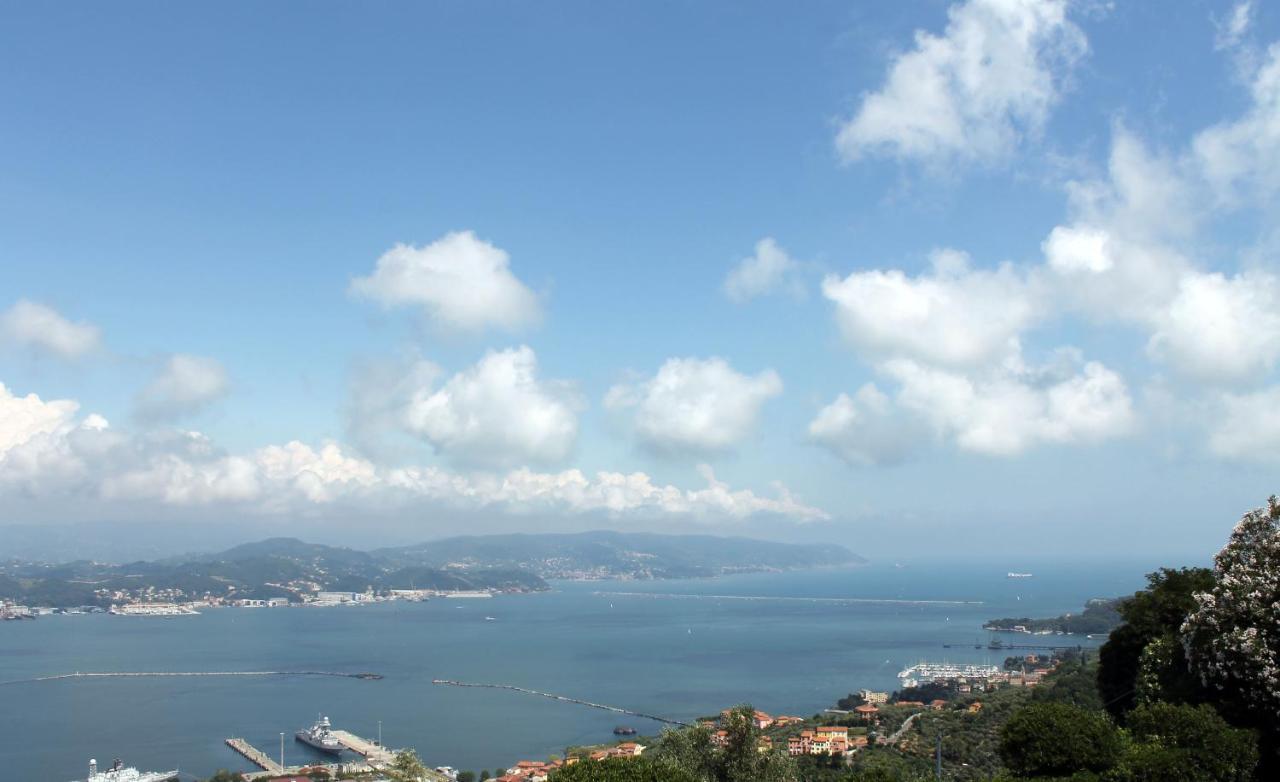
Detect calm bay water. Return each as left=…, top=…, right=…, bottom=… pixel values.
left=0, top=562, right=1150, bottom=781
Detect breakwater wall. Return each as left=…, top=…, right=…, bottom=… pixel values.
left=432, top=679, right=691, bottom=726
left=594, top=591, right=984, bottom=606
left=0, top=670, right=382, bottom=687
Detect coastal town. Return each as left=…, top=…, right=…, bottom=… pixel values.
left=0, top=587, right=499, bottom=619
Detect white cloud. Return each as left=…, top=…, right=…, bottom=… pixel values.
left=835, top=0, right=1086, bottom=165
left=1214, top=1, right=1255, bottom=52
left=883, top=355, right=1134, bottom=456
left=1, top=300, right=101, bottom=359
left=1042, top=224, right=1113, bottom=274
left=387, top=462, right=829, bottom=522
left=822, top=249, right=1039, bottom=368
left=0, top=381, right=827, bottom=523
left=1148, top=271, right=1280, bottom=384
left=136, top=354, right=230, bottom=421
left=0, top=382, right=80, bottom=456
left=605, top=357, right=783, bottom=455
left=402, top=346, right=579, bottom=468
left=808, top=384, right=926, bottom=466
left=1194, top=43, right=1280, bottom=205
left=1039, top=125, right=1280, bottom=386
left=1208, top=386, right=1280, bottom=460
left=350, top=230, right=541, bottom=332
left=723, top=238, right=802, bottom=302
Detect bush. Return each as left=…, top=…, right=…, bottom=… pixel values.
left=1117, top=702, right=1257, bottom=782
left=998, top=703, right=1121, bottom=778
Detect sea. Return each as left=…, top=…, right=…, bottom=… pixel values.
left=0, top=560, right=1154, bottom=781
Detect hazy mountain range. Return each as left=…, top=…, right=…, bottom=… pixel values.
left=0, top=531, right=863, bottom=608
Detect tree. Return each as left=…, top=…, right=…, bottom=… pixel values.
left=386, top=749, right=429, bottom=782
left=1116, top=702, right=1257, bottom=782
left=457, top=773, right=476, bottom=782
left=549, top=757, right=699, bottom=782
left=1096, top=567, right=1214, bottom=718
left=202, top=772, right=243, bottom=782
left=998, top=702, right=1121, bottom=778
left=649, top=705, right=798, bottom=782
left=1182, top=496, right=1280, bottom=773
left=1029, top=655, right=1103, bottom=710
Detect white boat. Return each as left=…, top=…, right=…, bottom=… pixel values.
left=1006, top=572, right=1034, bottom=579
left=74, top=758, right=178, bottom=782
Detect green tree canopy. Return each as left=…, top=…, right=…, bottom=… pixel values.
left=385, top=748, right=429, bottom=782
left=998, top=702, right=1121, bottom=778
left=549, top=757, right=699, bottom=782
left=1096, top=566, right=1214, bottom=718
left=1116, top=702, right=1258, bottom=782
left=648, top=705, right=797, bottom=782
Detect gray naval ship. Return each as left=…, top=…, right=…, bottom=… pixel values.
left=295, top=715, right=343, bottom=756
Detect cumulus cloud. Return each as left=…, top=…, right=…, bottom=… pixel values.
left=401, top=346, right=580, bottom=468
left=808, top=384, right=926, bottom=466
left=1, top=300, right=101, bottom=359
left=821, top=249, right=1039, bottom=368
left=0, top=382, right=81, bottom=456
left=136, top=354, right=230, bottom=421
left=1208, top=385, right=1280, bottom=460
left=723, top=238, right=802, bottom=302
left=835, top=0, right=1086, bottom=165
left=605, top=357, right=783, bottom=455
left=1194, top=42, right=1280, bottom=205
left=884, top=354, right=1135, bottom=456
left=1148, top=271, right=1280, bottom=384
left=350, top=230, right=541, bottom=332
left=0, top=381, right=827, bottom=523
left=1038, top=121, right=1280, bottom=386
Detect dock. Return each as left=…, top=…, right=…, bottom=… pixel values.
left=331, top=729, right=396, bottom=765
left=225, top=737, right=283, bottom=774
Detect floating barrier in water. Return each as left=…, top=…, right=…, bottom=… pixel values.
left=432, top=679, right=691, bottom=726
left=594, top=591, right=984, bottom=606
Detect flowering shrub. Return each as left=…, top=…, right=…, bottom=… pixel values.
left=1181, top=496, right=1280, bottom=720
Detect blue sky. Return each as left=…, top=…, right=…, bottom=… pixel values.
left=1, top=0, right=1278, bottom=559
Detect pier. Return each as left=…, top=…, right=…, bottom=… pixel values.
left=331, top=729, right=396, bottom=765
left=433, top=679, right=691, bottom=726
left=225, top=738, right=284, bottom=774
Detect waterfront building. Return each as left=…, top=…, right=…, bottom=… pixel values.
left=858, top=689, right=889, bottom=704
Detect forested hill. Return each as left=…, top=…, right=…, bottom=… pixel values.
left=375, top=530, right=864, bottom=579
left=1, top=531, right=861, bottom=607
left=0, top=538, right=548, bottom=608
left=984, top=597, right=1124, bottom=635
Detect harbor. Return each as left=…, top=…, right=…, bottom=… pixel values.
left=221, top=720, right=435, bottom=781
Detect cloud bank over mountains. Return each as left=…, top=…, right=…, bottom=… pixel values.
left=0, top=382, right=827, bottom=523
